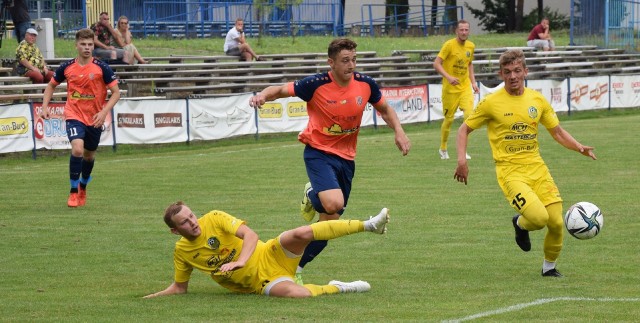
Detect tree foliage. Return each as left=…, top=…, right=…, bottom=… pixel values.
left=465, top=0, right=569, bottom=33
left=523, top=6, right=570, bottom=31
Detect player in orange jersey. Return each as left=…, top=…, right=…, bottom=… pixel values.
left=40, top=28, right=120, bottom=207
left=249, top=38, right=411, bottom=284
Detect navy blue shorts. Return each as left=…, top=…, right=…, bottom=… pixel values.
left=66, top=119, right=102, bottom=151
left=303, top=145, right=355, bottom=210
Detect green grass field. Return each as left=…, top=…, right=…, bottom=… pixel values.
left=1, top=108, right=639, bottom=322
left=0, top=31, right=571, bottom=58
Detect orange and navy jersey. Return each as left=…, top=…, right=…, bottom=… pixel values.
left=51, top=58, right=117, bottom=126
left=289, top=71, right=384, bottom=160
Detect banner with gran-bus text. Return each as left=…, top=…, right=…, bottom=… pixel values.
left=0, top=76, right=637, bottom=155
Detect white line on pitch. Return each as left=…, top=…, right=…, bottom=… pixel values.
left=442, top=297, right=640, bottom=322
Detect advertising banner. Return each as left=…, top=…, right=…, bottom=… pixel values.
left=569, top=76, right=609, bottom=111
left=188, top=95, right=256, bottom=141
left=114, top=99, right=187, bottom=144
left=526, top=79, right=569, bottom=112
left=0, top=103, right=33, bottom=153
left=378, top=84, right=429, bottom=126
left=610, top=75, right=640, bottom=108
left=256, top=96, right=308, bottom=134
left=32, top=102, right=114, bottom=150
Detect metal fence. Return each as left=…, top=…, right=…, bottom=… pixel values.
left=137, top=0, right=341, bottom=38
left=18, top=0, right=465, bottom=39
left=571, top=0, right=640, bottom=51
left=355, top=4, right=463, bottom=37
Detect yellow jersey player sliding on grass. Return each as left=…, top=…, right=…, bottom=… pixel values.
left=144, top=201, right=389, bottom=298
left=453, top=49, right=596, bottom=277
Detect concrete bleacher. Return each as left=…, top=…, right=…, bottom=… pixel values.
left=0, top=81, right=124, bottom=102
left=2, top=46, right=639, bottom=101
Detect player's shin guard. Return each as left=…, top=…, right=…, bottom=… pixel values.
left=80, top=158, right=95, bottom=188
left=69, top=155, right=83, bottom=192
left=299, top=240, right=328, bottom=268
left=303, top=284, right=340, bottom=296
left=440, top=116, right=454, bottom=150
left=310, top=220, right=364, bottom=240
left=543, top=202, right=564, bottom=262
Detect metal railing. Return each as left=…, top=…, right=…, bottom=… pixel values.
left=571, top=0, right=640, bottom=51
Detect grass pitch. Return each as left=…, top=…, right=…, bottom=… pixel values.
left=1, top=108, right=639, bottom=322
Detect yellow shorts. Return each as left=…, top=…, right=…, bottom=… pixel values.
left=442, top=89, right=474, bottom=118
left=496, top=162, right=562, bottom=213
left=251, top=234, right=300, bottom=295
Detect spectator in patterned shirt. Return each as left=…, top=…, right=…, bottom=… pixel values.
left=15, top=28, right=53, bottom=84
left=89, top=12, right=133, bottom=64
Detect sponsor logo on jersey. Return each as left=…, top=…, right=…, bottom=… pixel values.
left=207, top=237, right=220, bottom=250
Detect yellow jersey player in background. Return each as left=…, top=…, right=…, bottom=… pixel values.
left=143, top=201, right=390, bottom=298
left=433, top=19, right=479, bottom=160
left=453, top=49, right=596, bottom=277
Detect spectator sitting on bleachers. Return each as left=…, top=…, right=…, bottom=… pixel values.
left=527, top=17, right=555, bottom=51
left=15, top=28, right=54, bottom=84
left=114, top=16, right=150, bottom=64
left=90, top=12, right=133, bottom=64
left=224, top=18, right=264, bottom=61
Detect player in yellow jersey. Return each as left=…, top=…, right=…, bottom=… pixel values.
left=143, top=201, right=390, bottom=298
left=434, top=19, right=479, bottom=160
left=453, top=49, right=596, bottom=277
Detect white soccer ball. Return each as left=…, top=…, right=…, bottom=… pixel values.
left=564, top=202, right=603, bottom=240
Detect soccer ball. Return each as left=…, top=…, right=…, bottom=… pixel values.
left=564, top=202, right=603, bottom=240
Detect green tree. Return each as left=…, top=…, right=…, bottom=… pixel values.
left=465, top=0, right=540, bottom=33
left=464, top=0, right=511, bottom=33
left=523, top=6, right=571, bottom=31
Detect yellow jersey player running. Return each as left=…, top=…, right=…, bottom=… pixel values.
left=433, top=19, right=479, bottom=160
left=144, top=201, right=390, bottom=298
left=453, top=49, right=596, bottom=277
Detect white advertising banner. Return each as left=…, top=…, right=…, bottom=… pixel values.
left=0, top=103, right=33, bottom=153
left=569, top=76, right=610, bottom=112
left=114, top=99, right=187, bottom=144
left=479, top=82, right=504, bottom=100
left=379, top=84, right=429, bottom=125
left=428, top=83, right=444, bottom=121
left=361, top=102, right=375, bottom=127
left=257, top=96, right=308, bottom=134
left=32, top=102, right=114, bottom=150
left=526, top=79, right=569, bottom=112
left=188, top=95, right=256, bottom=141
left=610, top=75, right=640, bottom=108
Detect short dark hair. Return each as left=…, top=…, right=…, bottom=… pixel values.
left=328, top=38, right=357, bottom=59
left=75, top=28, right=95, bottom=41
left=163, top=201, right=185, bottom=228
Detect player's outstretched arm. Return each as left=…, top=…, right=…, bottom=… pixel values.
left=143, top=281, right=188, bottom=299
left=547, top=125, right=597, bottom=160
left=249, top=84, right=289, bottom=108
